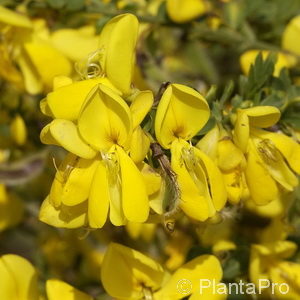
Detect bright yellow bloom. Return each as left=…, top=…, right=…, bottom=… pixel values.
left=250, top=240, right=300, bottom=299
left=40, top=84, right=150, bottom=228
left=10, top=114, right=27, bottom=146
left=240, top=50, right=295, bottom=77
left=233, top=106, right=300, bottom=206
left=197, top=125, right=249, bottom=204
left=0, top=254, right=40, bottom=300
left=0, top=184, right=24, bottom=231
left=0, top=254, right=93, bottom=300
left=155, top=84, right=227, bottom=221
left=46, top=279, right=93, bottom=300
left=282, top=15, right=300, bottom=57
left=0, top=7, right=72, bottom=94
left=51, top=26, right=100, bottom=62
left=101, top=242, right=224, bottom=300
left=166, top=0, right=209, bottom=23
left=98, top=13, right=139, bottom=95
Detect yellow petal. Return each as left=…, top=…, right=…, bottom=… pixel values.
left=171, top=139, right=209, bottom=221
left=88, top=161, right=110, bottom=228
left=233, top=106, right=280, bottom=153
left=0, top=6, right=32, bottom=28
left=130, top=90, right=154, bottom=128
left=282, top=15, right=300, bottom=56
left=196, top=125, right=219, bottom=158
left=166, top=0, right=208, bottom=23
left=233, top=110, right=249, bottom=153
left=51, top=26, right=99, bottom=62
left=101, top=243, right=166, bottom=299
left=251, top=128, right=300, bottom=174
left=47, top=77, right=117, bottom=120
left=194, top=147, right=227, bottom=212
left=39, top=196, right=87, bottom=228
left=244, top=106, right=281, bottom=128
left=217, top=138, right=245, bottom=171
left=0, top=185, right=24, bottom=231
left=116, top=146, right=149, bottom=223
left=61, top=157, right=100, bottom=206
left=0, top=254, right=39, bottom=300
left=156, top=255, right=222, bottom=299
left=252, top=136, right=298, bottom=191
left=46, top=279, right=92, bottom=300
left=46, top=119, right=97, bottom=159
left=10, top=114, right=27, bottom=146
left=99, top=14, right=139, bottom=94
left=240, top=50, right=291, bottom=76
left=24, top=42, right=72, bottom=90
left=245, top=139, right=279, bottom=205
left=16, top=51, right=43, bottom=95
left=155, top=84, right=210, bottom=149
left=130, top=126, right=150, bottom=163
left=78, top=84, right=132, bottom=151
left=52, top=75, right=73, bottom=90
left=138, top=162, right=162, bottom=196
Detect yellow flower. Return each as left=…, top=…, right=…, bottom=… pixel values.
left=282, top=15, right=300, bottom=57
left=98, top=13, right=139, bottom=95
left=10, top=114, right=27, bottom=146
left=0, top=6, right=73, bottom=94
left=0, top=254, right=40, bottom=300
left=46, top=279, right=93, bottom=300
left=0, top=253, right=93, bottom=300
left=197, top=125, right=249, bottom=204
left=166, top=0, right=209, bottom=23
left=239, top=50, right=295, bottom=77
left=40, top=84, right=150, bottom=228
left=126, top=222, right=157, bottom=242
left=249, top=240, right=300, bottom=299
left=51, top=26, right=100, bottom=62
left=233, top=106, right=300, bottom=206
left=164, top=230, right=193, bottom=271
left=155, top=83, right=227, bottom=221
left=101, top=242, right=224, bottom=300
left=0, top=184, right=24, bottom=231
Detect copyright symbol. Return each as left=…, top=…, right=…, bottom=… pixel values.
left=177, top=279, right=193, bottom=295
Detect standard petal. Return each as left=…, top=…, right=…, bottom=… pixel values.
left=156, top=255, right=222, bottom=299
left=155, top=84, right=210, bottom=149
left=78, top=84, right=132, bottom=151
left=47, top=77, right=118, bottom=120
left=101, top=243, right=165, bottom=299
left=99, top=14, right=139, bottom=94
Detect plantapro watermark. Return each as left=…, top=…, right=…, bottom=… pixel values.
left=176, top=279, right=289, bottom=295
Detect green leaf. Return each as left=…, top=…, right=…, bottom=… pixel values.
left=65, top=0, right=85, bottom=11
left=47, top=0, right=66, bottom=9
left=244, top=52, right=276, bottom=99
